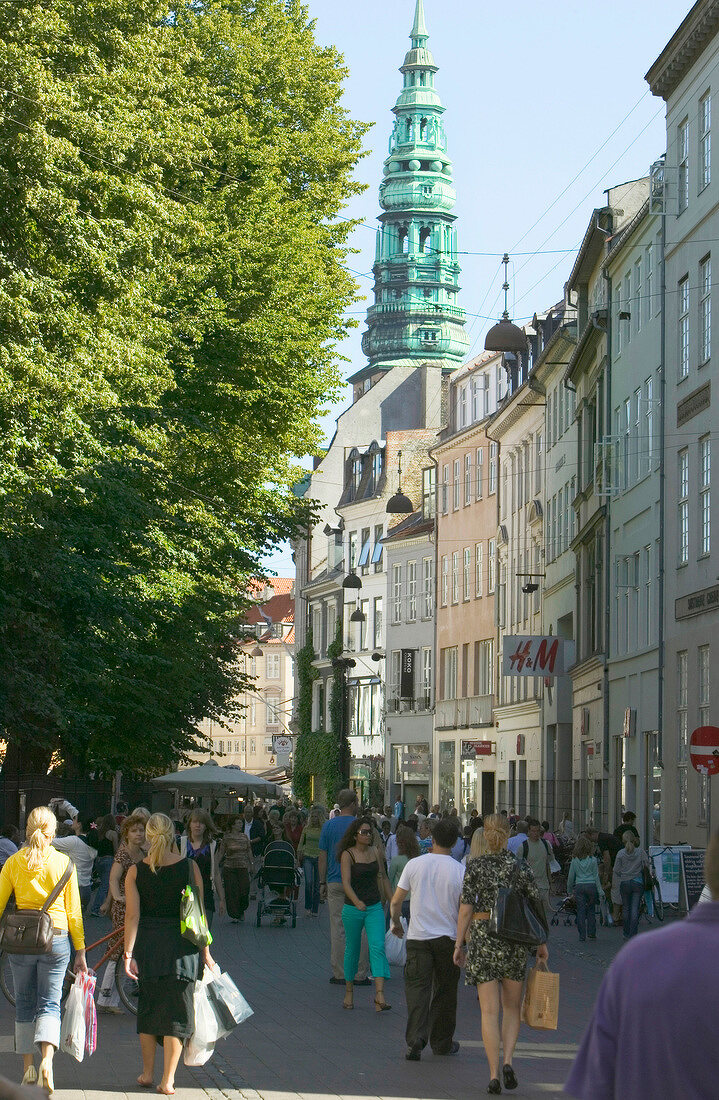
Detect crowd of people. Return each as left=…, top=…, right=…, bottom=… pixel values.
left=0, top=791, right=698, bottom=1097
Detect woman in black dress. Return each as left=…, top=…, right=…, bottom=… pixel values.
left=124, top=813, right=215, bottom=1095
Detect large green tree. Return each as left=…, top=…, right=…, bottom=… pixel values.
left=0, top=0, right=367, bottom=774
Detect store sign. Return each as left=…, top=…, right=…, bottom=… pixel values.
left=502, top=636, right=573, bottom=677
left=401, top=748, right=429, bottom=775
left=675, top=583, right=719, bottom=620
left=461, top=740, right=494, bottom=759
left=272, top=735, right=293, bottom=754
left=400, top=649, right=415, bottom=698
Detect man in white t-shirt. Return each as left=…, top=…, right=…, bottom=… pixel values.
left=389, top=819, right=465, bottom=1061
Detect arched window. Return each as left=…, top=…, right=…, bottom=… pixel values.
left=419, top=117, right=427, bottom=141
left=398, top=226, right=409, bottom=253
left=419, top=227, right=431, bottom=253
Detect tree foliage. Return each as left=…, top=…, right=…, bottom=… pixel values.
left=0, top=0, right=367, bottom=774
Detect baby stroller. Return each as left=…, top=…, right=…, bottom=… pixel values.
left=550, top=890, right=613, bottom=928
left=256, top=840, right=301, bottom=928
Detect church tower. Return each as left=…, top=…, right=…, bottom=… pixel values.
left=355, top=0, right=470, bottom=386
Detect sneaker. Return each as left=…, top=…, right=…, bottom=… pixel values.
left=405, top=1045, right=422, bottom=1062
left=329, top=977, right=345, bottom=985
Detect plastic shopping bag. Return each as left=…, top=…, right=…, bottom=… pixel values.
left=79, top=971, right=97, bottom=1056
left=60, top=978, right=87, bottom=1062
left=521, top=960, right=559, bottom=1031
left=206, top=968, right=253, bottom=1040
left=184, top=971, right=220, bottom=1067
left=384, top=918, right=408, bottom=966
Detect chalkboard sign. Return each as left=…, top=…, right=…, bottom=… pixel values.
left=679, top=849, right=706, bottom=910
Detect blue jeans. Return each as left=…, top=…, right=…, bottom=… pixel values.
left=303, top=856, right=320, bottom=915
left=10, top=932, right=71, bottom=1053
left=573, top=884, right=598, bottom=939
left=620, top=879, right=643, bottom=938
left=91, top=855, right=113, bottom=914
left=342, top=902, right=391, bottom=982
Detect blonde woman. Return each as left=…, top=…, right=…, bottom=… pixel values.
left=124, top=813, right=215, bottom=1095
left=297, top=807, right=324, bottom=916
left=612, top=830, right=650, bottom=940
left=454, top=814, right=548, bottom=1095
left=180, top=811, right=223, bottom=926
left=0, top=806, right=87, bottom=1092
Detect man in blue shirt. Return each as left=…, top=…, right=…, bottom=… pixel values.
left=319, top=788, right=369, bottom=984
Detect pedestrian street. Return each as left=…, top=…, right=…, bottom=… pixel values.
left=0, top=903, right=653, bottom=1100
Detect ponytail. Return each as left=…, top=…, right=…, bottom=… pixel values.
left=25, top=806, right=57, bottom=872
left=146, top=813, right=175, bottom=873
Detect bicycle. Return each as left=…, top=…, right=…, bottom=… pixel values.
left=639, top=856, right=664, bottom=924
left=0, top=924, right=138, bottom=1015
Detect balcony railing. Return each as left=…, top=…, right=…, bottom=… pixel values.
left=386, top=696, right=432, bottom=715
left=435, top=694, right=493, bottom=730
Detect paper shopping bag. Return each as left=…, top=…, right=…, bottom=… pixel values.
left=521, top=961, right=559, bottom=1031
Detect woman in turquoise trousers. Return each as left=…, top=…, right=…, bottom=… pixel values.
left=338, top=816, right=391, bottom=1011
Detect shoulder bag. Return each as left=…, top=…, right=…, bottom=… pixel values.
left=487, top=860, right=549, bottom=948
left=180, top=859, right=213, bottom=948
left=0, top=860, right=74, bottom=954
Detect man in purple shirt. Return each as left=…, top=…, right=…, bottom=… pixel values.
left=566, top=831, right=719, bottom=1099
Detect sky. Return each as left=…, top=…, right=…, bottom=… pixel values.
left=262, top=0, right=687, bottom=577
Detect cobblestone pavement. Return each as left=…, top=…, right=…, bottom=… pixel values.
left=0, top=898, right=675, bottom=1099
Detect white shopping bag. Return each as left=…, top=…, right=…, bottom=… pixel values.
left=184, top=971, right=219, bottom=1067
left=384, top=918, right=408, bottom=967
left=206, top=968, right=253, bottom=1040
left=60, top=978, right=87, bottom=1062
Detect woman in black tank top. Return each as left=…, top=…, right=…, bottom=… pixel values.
left=338, top=815, right=392, bottom=1012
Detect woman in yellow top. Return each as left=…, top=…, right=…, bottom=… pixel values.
left=0, top=806, right=87, bottom=1093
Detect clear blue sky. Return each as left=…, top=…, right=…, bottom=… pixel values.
left=263, top=0, right=686, bottom=577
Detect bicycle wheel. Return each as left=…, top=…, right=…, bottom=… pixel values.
left=652, top=883, right=664, bottom=921
left=115, top=959, right=139, bottom=1015
left=0, top=952, right=15, bottom=1007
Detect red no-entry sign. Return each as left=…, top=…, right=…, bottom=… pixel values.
left=690, top=725, right=719, bottom=775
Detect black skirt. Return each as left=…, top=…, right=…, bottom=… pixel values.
left=137, top=975, right=195, bottom=1039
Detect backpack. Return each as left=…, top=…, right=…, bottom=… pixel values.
left=521, top=838, right=552, bottom=862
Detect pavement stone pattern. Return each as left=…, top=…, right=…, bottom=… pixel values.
left=0, top=895, right=676, bottom=1099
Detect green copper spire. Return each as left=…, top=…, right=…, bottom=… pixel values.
left=357, top=1, right=469, bottom=380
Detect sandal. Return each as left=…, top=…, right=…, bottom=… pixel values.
left=374, top=997, right=391, bottom=1012
left=343, top=996, right=354, bottom=1010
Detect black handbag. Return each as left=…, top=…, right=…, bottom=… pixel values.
left=487, top=862, right=549, bottom=948
left=641, top=864, right=653, bottom=891
left=0, top=860, right=74, bottom=955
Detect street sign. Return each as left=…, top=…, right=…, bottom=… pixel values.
left=272, top=735, right=293, bottom=754
left=689, top=725, right=719, bottom=775
left=461, top=740, right=494, bottom=759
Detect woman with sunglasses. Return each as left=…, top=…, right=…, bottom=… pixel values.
left=338, top=816, right=391, bottom=1012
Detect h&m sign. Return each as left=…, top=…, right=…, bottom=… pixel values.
left=502, top=636, right=574, bottom=677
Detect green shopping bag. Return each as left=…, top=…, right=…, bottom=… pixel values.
left=180, top=860, right=213, bottom=948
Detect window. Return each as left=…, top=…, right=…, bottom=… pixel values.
left=677, top=650, right=688, bottom=823
left=634, top=258, right=642, bottom=335
left=678, top=117, right=689, bottom=213
left=700, top=436, right=711, bottom=555
left=373, top=597, right=383, bottom=649
left=615, top=286, right=622, bottom=355
left=451, top=551, right=459, bottom=604
left=422, top=467, right=436, bottom=518
left=678, top=276, right=689, bottom=379
left=422, top=557, right=433, bottom=618
left=392, top=563, right=402, bottom=623
left=348, top=531, right=358, bottom=571
left=464, top=453, right=472, bottom=505
left=475, top=542, right=483, bottom=597
left=700, top=256, right=711, bottom=364
left=440, top=555, right=448, bottom=606
left=700, top=91, right=711, bottom=191
left=421, top=647, right=432, bottom=708
left=463, top=547, right=471, bottom=601
left=358, top=526, right=371, bottom=573
left=360, top=599, right=369, bottom=650
left=679, top=449, right=689, bottom=564
left=644, top=376, right=654, bottom=475
left=266, top=695, right=281, bottom=729
left=471, top=376, right=482, bottom=421
left=407, top=560, right=417, bottom=621
left=458, top=384, right=467, bottom=428
left=645, top=243, right=653, bottom=325
left=217, top=740, right=224, bottom=754
left=443, top=646, right=457, bottom=700
left=249, top=738, right=256, bottom=754
left=476, top=447, right=484, bottom=499
left=441, top=464, right=449, bottom=513
left=390, top=650, right=401, bottom=701
left=266, top=652, right=280, bottom=679
left=623, top=273, right=631, bottom=345
left=489, top=443, right=497, bottom=494
left=643, top=545, right=652, bottom=645
left=453, top=459, right=460, bottom=510
left=517, top=451, right=523, bottom=507
left=250, top=699, right=256, bottom=726
left=535, top=433, right=542, bottom=493
left=557, top=488, right=564, bottom=555
left=487, top=539, right=496, bottom=593
left=234, top=741, right=240, bottom=754
left=478, top=639, right=494, bottom=696
left=372, top=524, right=384, bottom=571
left=699, top=644, right=710, bottom=823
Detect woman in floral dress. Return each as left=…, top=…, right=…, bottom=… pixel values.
left=454, top=814, right=549, bottom=1095
left=97, top=814, right=146, bottom=1011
